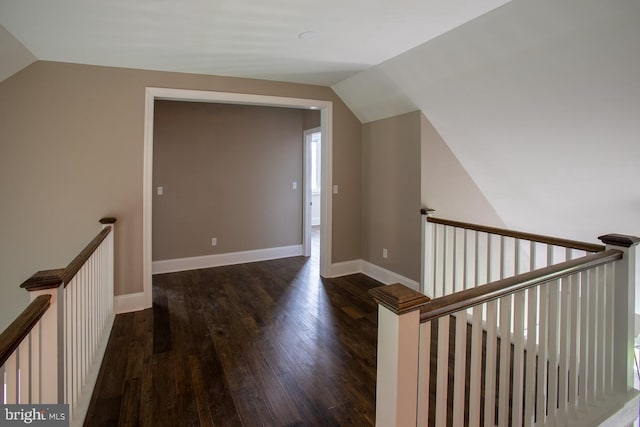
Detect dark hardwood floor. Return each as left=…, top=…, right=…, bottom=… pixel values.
left=86, top=230, right=381, bottom=426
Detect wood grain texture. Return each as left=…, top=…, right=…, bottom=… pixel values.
left=85, top=231, right=380, bottom=426
left=21, top=221, right=114, bottom=291
left=369, top=283, right=430, bottom=314
left=0, top=294, right=51, bottom=366
left=597, top=233, right=640, bottom=247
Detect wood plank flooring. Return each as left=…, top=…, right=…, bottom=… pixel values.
left=85, top=244, right=381, bottom=426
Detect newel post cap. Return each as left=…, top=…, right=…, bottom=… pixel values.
left=369, top=284, right=430, bottom=315
left=420, top=208, right=435, bottom=216
left=597, top=234, right=640, bottom=248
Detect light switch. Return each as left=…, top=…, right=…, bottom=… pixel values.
left=292, top=181, right=297, bottom=190
left=333, top=185, right=339, bottom=194
left=157, top=186, right=164, bottom=196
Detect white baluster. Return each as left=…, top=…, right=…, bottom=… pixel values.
left=18, top=339, right=29, bottom=403
left=30, top=323, right=41, bottom=403
left=558, top=276, right=570, bottom=420
left=512, top=290, right=525, bottom=427
left=452, top=312, right=467, bottom=427
left=568, top=273, right=579, bottom=412
left=463, top=229, right=469, bottom=290
left=587, top=267, right=597, bottom=402
left=579, top=270, right=590, bottom=408
left=1, top=364, right=5, bottom=403
left=435, top=315, right=450, bottom=426
left=536, top=281, right=549, bottom=424
left=469, top=305, right=483, bottom=427
left=5, top=352, right=17, bottom=403
left=524, top=286, right=537, bottom=426
left=498, top=295, right=511, bottom=427
left=421, top=213, right=435, bottom=298
left=596, top=265, right=605, bottom=398
left=547, top=279, right=560, bottom=422
left=484, top=300, right=498, bottom=427
left=605, top=262, right=615, bottom=392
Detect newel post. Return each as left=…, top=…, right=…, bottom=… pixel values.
left=420, top=208, right=435, bottom=297
left=100, top=217, right=117, bottom=316
left=21, top=271, right=65, bottom=403
left=598, top=233, right=640, bottom=392
left=370, top=284, right=430, bottom=427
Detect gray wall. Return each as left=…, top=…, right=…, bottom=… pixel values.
left=362, top=111, right=504, bottom=283
left=362, top=111, right=422, bottom=281
left=153, top=101, right=312, bottom=260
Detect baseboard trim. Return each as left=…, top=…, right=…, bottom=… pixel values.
left=152, top=245, right=304, bottom=275
left=329, top=260, right=363, bottom=277
left=329, top=259, right=420, bottom=290
left=114, top=292, right=148, bottom=314
left=361, top=261, right=420, bottom=290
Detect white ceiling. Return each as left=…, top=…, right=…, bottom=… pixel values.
left=0, top=0, right=509, bottom=85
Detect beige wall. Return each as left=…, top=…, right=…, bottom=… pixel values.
left=153, top=101, right=307, bottom=260
left=302, top=109, right=321, bottom=130
left=420, top=113, right=504, bottom=227
left=0, top=61, right=361, bottom=329
left=362, top=111, right=504, bottom=283
left=362, top=111, right=422, bottom=281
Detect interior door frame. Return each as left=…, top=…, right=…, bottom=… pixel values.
left=303, top=126, right=321, bottom=257
left=143, top=87, right=333, bottom=308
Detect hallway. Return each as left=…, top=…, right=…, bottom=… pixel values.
left=86, top=232, right=380, bottom=426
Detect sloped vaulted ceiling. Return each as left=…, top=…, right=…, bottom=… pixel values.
left=334, top=0, right=640, bottom=243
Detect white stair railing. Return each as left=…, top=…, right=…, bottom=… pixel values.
left=373, top=214, right=639, bottom=427
left=1, top=217, right=116, bottom=426
left=420, top=209, right=605, bottom=298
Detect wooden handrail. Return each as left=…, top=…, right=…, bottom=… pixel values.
left=21, top=218, right=116, bottom=291
left=0, top=294, right=51, bottom=366
left=426, top=216, right=605, bottom=253
left=419, top=249, right=622, bottom=323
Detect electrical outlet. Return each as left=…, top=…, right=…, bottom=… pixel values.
left=382, top=248, right=388, bottom=258
left=211, top=237, right=217, bottom=246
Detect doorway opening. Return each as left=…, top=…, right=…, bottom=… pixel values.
left=303, top=127, right=321, bottom=258
left=142, top=88, right=333, bottom=308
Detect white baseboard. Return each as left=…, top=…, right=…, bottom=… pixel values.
left=361, top=261, right=420, bottom=291
left=152, top=245, right=304, bottom=275
left=329, top=259, right=363, bottom=277
left=330, top=259, right=420, bottom=291
left=114, top=292, right=148, bottom=314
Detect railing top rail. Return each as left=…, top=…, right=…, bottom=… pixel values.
left=21, top=218, right=116, bottom=291
left=419, top=249, right=622, bottom=323
left=0, top=294, right=51, bottom=366
left=425, top=215, right=605, bottom=253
